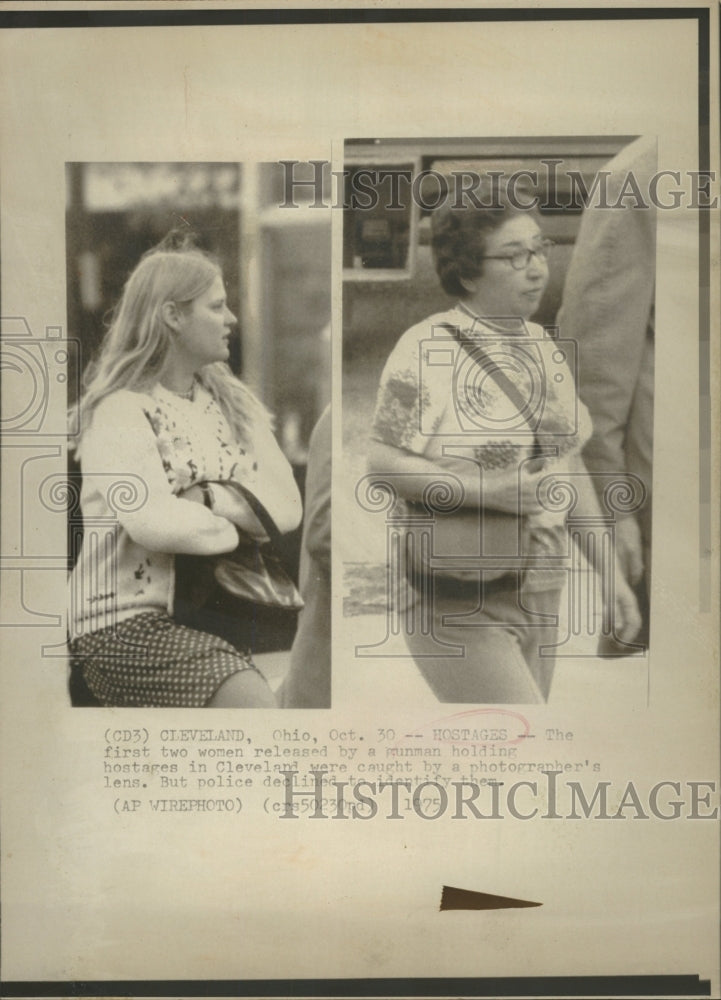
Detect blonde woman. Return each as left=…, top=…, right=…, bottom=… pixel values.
left=68, top=235, right=302, bottom=707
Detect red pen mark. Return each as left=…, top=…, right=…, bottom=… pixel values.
left=440, top=885, right=542, bottom=911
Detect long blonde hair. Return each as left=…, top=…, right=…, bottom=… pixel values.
left=72, top=234, right=269, bottom=453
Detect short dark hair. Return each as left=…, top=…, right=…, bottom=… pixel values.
left=431, top=182, right=537, bottom=298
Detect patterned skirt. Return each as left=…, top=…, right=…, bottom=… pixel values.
left=69, top=612, right=259, bottom=708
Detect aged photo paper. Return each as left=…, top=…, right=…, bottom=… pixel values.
left=0, top=3, right=718, bottom=996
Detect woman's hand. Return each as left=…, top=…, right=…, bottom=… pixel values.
left=180, top=481, right=268, bottom=541
left=609, top=563, right=643, bottom=644
left=614, top=514, right=645, bottom=586
left=480, top=468, right=546, bottom=515
left=179, top=484, right=205, bottom=505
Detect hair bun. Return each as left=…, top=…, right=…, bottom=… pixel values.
left=152, top=228, right=201, bottom=254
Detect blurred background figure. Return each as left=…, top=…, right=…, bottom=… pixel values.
left=557, top=136, right=656, bottom=648
left=278, top=404, right=331, bottom=708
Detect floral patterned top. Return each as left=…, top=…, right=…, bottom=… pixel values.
left=145, top=383, right=258, bottom=494
left=371, top=305, right=594, bottom=584
left=372, top=305, right=591, bottom=468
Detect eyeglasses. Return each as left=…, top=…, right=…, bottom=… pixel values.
left=482, top=238, right=555, bottom=271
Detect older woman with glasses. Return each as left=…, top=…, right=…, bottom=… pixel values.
left=368, top=184, right=641, bottom=703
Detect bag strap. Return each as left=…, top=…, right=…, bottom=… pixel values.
left=140, top=406, right=286, bottom=548
left=438, top=322, right=532, bottom=418
left=212, top=480, right=284, bottom=549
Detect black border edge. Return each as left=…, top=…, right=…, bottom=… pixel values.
left=0, top=6, right=711, bottom=28
left=0, top=973, right=713, bottom=998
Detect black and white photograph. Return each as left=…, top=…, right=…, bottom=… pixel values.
left=0, top=5, right=717, bottom=997
left=64, top=161, right=331, bottom=708
left=342, top=136, right=654, bottom=705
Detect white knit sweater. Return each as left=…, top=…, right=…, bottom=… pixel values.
left=68, top=383, right=302, bottom=638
